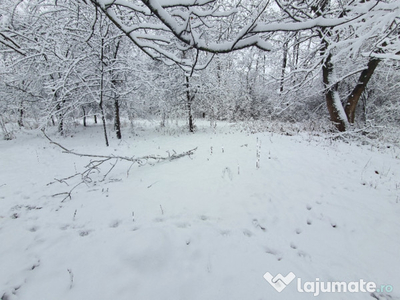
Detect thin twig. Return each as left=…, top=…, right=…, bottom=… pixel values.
left=42, top=129, right=197, bottom=201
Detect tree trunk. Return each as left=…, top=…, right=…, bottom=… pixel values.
left=56, top=102, right=65, bottom=136
left=361, top=91, right=368, bottom=125
left=111, top=39, right=122, bottom=139
left=314, top=2, right=349, bottom=132
left=94, top=114, right=97, bottom=124
left=280, top=41, right=288, bottom=93
left=293, top=33, right=300, bottom=67
left=18, top=107, right=24, bottom=128
left=100, top=110, right=109, bottom=146
left=188, top=104, right=194, bottom=133
left=322, top=53, right=348, bottom=132
left=344, top=58, right=380, bottom=123
left=160, top=111, right=166, bottom=127
left=58, top=115, right=64, bottom=135
left=315, top=0, right=381, bottom=131
left=114, top=98, right=121, bottom=139
left=99, top=36, right=109, bottom=147
left=127, top=104, right=135, bottom=128
left=82, top=107, right=87, bottom=127
left=186, top=76, right=194, bottom=133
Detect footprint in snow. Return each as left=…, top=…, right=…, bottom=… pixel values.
left=297, top=250, right=312, bottom=261
left=252, top=219, right=266, bottom=231
left=265, top=247, right=283, bottom=261
left=200, top=215, right=209, bottom=221
left=79, top=230, right=91, bottom=237
left=2, top=287, right=21, bottom=300
left=60, top=224, right=70, bottom=230
left=220, top=230, right=230, bottom=236
left=307, top=219, right=312, bottom=225
left=242, top=229, right=253, bottom=237
left=29, top=226, right=39, bottom=232
left=306, top=204, right=312, bottom=210
left=295, top=228, right=302, bottom=234
left=175, top=222, right=191, bottom=229
left=109, top=220, right=121, bottom=228
left=30, top=260, right=40, bottom=270
left=290, top=242, right=297, bottom=249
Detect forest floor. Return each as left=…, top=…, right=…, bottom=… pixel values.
left=1, top=120, right=400, bottom=300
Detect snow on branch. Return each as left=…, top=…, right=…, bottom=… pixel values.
left=42, top=129, right=197, bottom=201
left=42, top=129, right=197, bottom=164
left=89, top=0, right=398, bottom=71
left=90, top=0, right=272, bottom=68
left=0, top=32, right=26, bottom=56
left=157, top=0, right=215, bottom=8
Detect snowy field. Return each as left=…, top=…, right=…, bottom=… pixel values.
left=1, top=120, right=400, bottom=300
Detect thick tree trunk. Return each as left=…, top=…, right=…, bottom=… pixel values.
left=344, top=58, right=380, bottom=123
left=314, top=3, right=350, bottom=132
left=322, top=53, right=348, bottom=132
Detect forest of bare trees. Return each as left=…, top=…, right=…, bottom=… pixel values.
left=1, top=3, right=400, bottom=298
left=0, top=0, right=399, bottom=142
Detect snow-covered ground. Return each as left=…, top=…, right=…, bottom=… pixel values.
left=1, top=120, right=399, bottom=300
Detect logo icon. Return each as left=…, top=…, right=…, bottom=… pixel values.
left=264, top=272, right=296, bottom=292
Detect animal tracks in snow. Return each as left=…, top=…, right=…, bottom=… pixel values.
left=109, top=220, right=122, bottom=228
left=252, top=218, right=266, bottom=231
left=242, top=229, right=253, bottom=237
left=264, top=247, right=283, bottom=261
left=174, top=222, right=191, bottom=229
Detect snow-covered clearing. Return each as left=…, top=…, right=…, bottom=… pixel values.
left=1, top=120, right=399, bottom=300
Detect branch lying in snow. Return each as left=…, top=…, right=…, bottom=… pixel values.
left=42, top=129, right=197, bottom=201
left=42, top=129, right=197, bottom=163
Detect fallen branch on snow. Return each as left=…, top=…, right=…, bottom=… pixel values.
left=42, top=129, right=197, bottom=164
left=42, top=129, right=197, bottom=201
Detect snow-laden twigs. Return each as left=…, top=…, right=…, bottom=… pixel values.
left=42, top=129, right=197, bottom=164
left=42, top=129, right=197, bottom=201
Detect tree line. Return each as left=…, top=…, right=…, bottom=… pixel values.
left=0, top=0, right=399, bottom=143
